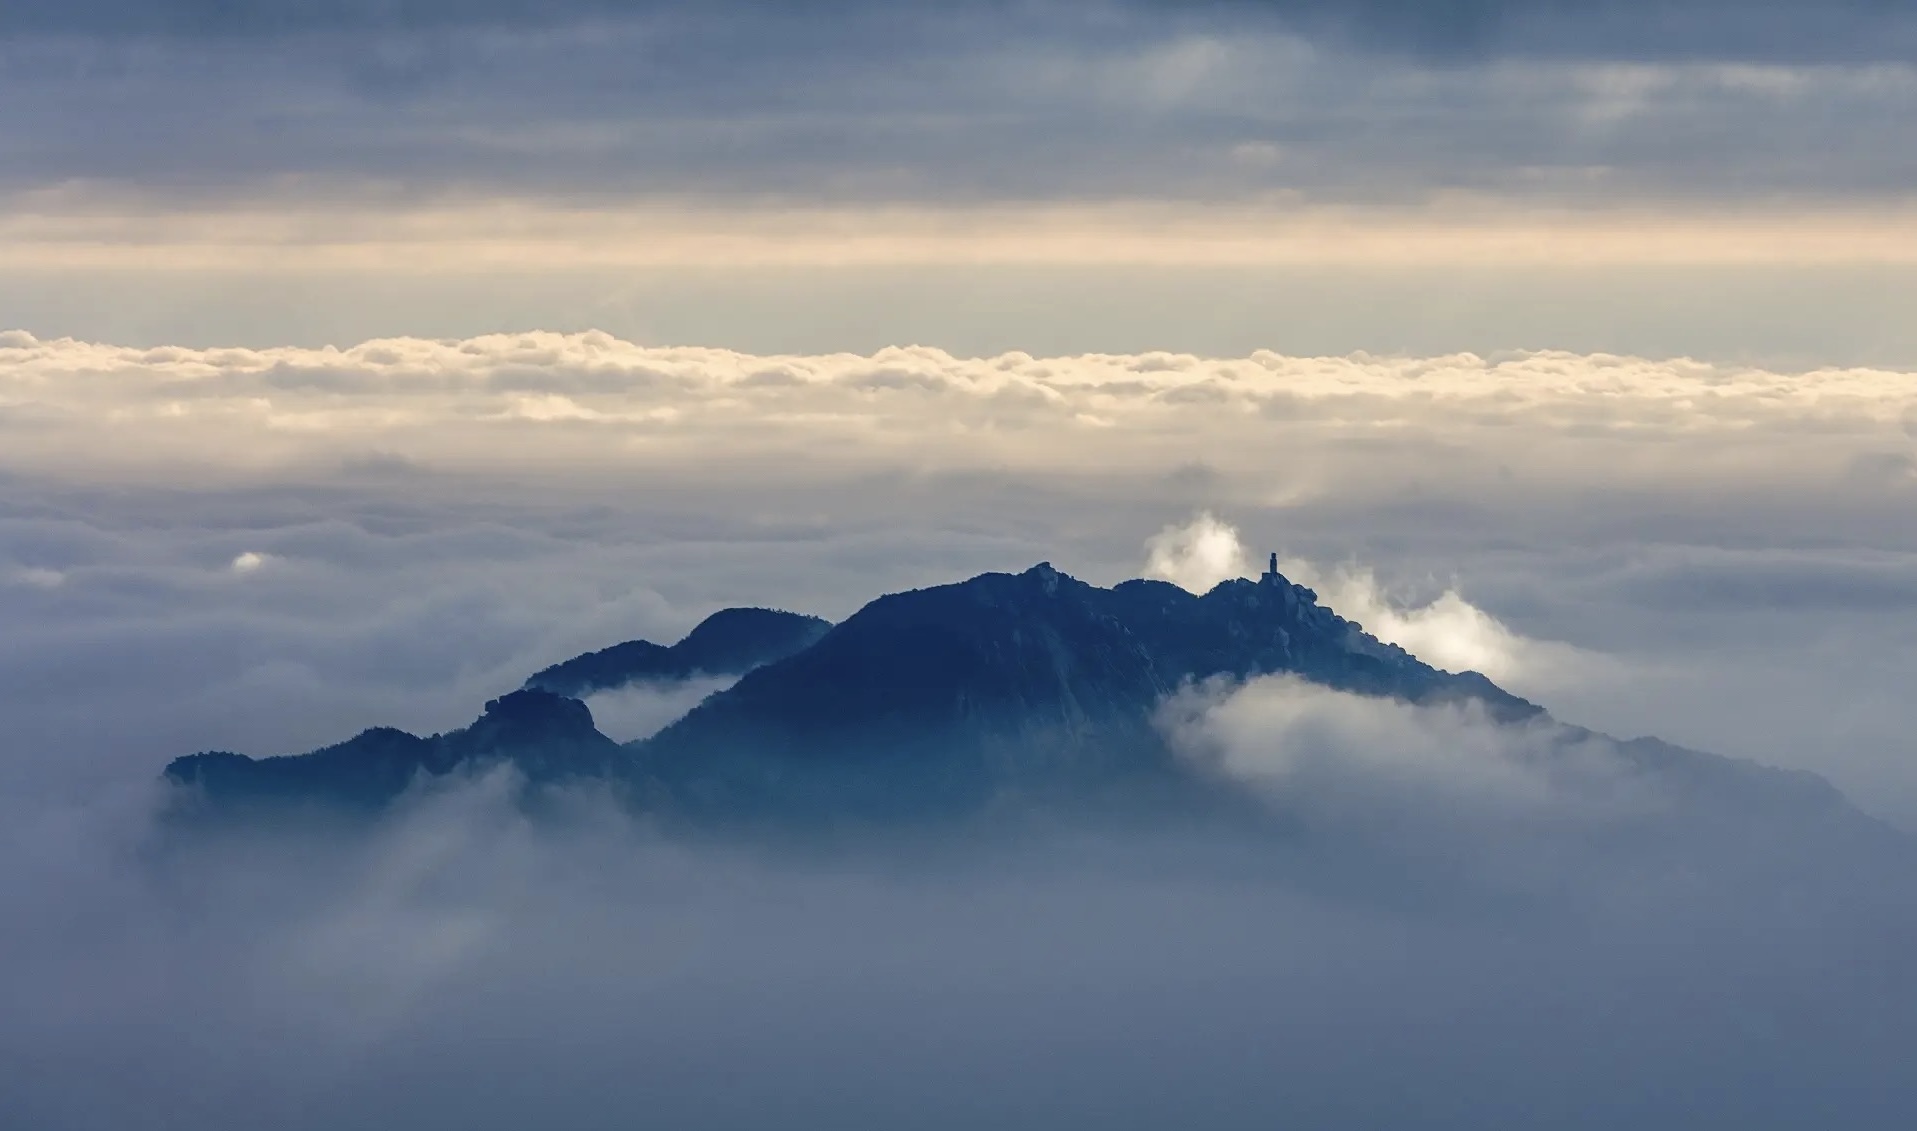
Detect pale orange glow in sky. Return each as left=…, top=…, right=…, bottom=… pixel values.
left=9, top=194, right=1917, bottom=270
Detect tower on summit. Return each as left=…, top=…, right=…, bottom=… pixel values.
left=1264, top=552, right=1279, bottom=582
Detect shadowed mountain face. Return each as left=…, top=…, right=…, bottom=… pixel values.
left=524, top=608, right=832, bottom=698
left=632, top=563, right=1540, bottom=817
left=162, top=562, right=1858, bottom=833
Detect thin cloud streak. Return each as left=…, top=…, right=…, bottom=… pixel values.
left=10, top=196, right=1917, bottom=269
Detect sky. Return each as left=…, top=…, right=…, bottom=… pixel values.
left=7, top=4, right=1917, bottom=1129
left=6, top=0, right=1917, bottom=359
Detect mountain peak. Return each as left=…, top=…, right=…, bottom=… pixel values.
left=625, top=562, right=1542, bottom=818
left=472, top=689, right=600, bottom=743
left=525, top=607, right=831, bottom=697
left=1023, top=560, right=1062, bottom=594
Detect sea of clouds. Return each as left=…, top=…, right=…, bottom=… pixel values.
left=6, top=328, right=1916, bottom=815
left=5, top=330, right=1917, bottom=1128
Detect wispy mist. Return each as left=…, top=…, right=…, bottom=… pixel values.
left=5, top=757, right=1914, bottom=1130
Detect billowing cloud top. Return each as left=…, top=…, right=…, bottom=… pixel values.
left=5, top=329, right=1909, bottom=486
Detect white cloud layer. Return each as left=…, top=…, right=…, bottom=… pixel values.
left=4, top=329, right=1913, bottom=489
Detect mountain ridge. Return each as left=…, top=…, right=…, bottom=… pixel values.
left=166, top=688, right=622, bottom=812
left=524, top=606, right=831, bottom=698
left=161, top=560, right=1860, bottom=834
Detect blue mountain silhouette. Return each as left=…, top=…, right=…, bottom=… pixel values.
left=163, top=561, right=1857, bottom=832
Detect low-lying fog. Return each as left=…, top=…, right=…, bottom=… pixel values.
left=7, top=759, right=1914, bottom=1130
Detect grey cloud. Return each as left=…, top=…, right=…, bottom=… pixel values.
left=1222, top=1, right=1917, bottom=62
left=3, top=3, right=1916, bottom=204
left=1601, top=549, right=1917, bottom=613
left=10, top=2, right=1917, bottom=64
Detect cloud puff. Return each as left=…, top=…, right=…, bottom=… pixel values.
left=1285, top=560, right=1525, bottom=676
left=1276, top=556, right=1601, bottom=685
left=1145, top=511, right=1251, bottom=593
left=582, top=676, right=736, bottom=743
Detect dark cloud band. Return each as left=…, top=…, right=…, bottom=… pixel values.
left=8, top=1, right=1917, bottom=62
